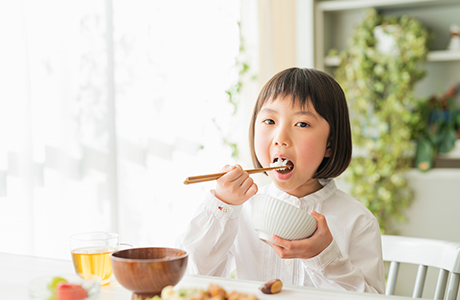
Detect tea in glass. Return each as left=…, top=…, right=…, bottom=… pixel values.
left=71, top=246, right=117, bottom=285
left=70, top=232, right=120, bottom=285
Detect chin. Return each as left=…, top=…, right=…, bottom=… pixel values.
left=271, top=177, right=295, bottom=192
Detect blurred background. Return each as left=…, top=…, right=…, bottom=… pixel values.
left=0, top=0, right=258, bottom=259
left=1, top=0, right=460, bottom=297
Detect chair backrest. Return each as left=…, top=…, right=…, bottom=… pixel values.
left=382, top=235, right=460, bottom=300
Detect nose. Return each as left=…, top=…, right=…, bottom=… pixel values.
left=273, top=129, right=290, bottom=147
left=274, top=140, right=288, bottom=147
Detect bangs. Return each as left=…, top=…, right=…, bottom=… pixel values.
left=255, top=68, right=313, bottom=112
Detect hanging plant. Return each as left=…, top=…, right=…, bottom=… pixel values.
left=334, top=9, right=430, bottom=233
left=413, top=83, right=460, bottom=171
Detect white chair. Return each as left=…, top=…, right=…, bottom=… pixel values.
left=382, top=235, right=460, bottom=300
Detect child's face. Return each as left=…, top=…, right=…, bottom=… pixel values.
left=254, top=96, right=332, bottom=198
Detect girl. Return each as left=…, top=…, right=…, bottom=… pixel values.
left=177, top=68, right=385, bottom=293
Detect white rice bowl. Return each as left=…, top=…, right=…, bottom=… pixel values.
left=251, top=194, right=317, bottom=247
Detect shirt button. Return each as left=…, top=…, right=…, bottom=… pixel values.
left=222, top=207, right=229, bottom=213
left=284, top=259, right=292, bottom=266
left=292, top=199, right=299, bottom=206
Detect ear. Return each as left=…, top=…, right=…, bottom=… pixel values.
left=324, top=142, right=332, bottom=158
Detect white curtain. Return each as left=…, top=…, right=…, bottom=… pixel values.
left=257, top=0, right=297, bottom=85
left=0, top=0, right=257, bottom=259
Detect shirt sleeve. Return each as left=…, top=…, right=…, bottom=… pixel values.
left=300, top=218, right=385, bottom=294
left=176, top=190, right=243, bottom=277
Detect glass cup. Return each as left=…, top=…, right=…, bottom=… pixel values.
left=70, top=232, right=132, bottom=285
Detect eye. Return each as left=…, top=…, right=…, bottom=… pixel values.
left=295, top=122, right=310, bottom=128
left=263, top=119, right=275, bottom=125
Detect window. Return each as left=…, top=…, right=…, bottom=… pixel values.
left=0, top=0, right=244, bottom=259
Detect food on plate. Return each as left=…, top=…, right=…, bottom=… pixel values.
left=137, top=283, right=259, bottom=300
left=48, top=276, right=68, bottom=290
left=160, top=285, right=206, bottom=300
left=56, top=282, right=88, bottom=300
left=227, top=291, right=258, bottom=300
left=259, top=279, right=283, bottom=294
left=207, top=283, right=228, bottom=299
left=29, top=274, right=99, bottom=300
left=47, top=276, right=68, bottom=300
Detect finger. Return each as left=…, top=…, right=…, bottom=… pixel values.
left=245, top=183, right=258, bottom=198
left=271, top=235, right=290, bottom=250
left=239, top=172, right=252, bottom=188
left=234, top=172, right=255, bottom=196
left=218, top=164, right=234, bottom=173
left=267, top=238, right=292, bottom=259
left=266, top=240, right=283, bottom=254
left=219, top=164, right=242, bottom=182
left=309, top=210, right=333, bottom=249
left=310, top=210, right=327, bottom=231
left=228, top=165, right=247, bottom=183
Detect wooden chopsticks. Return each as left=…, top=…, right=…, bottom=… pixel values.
left=183, top=165, right=288, bottom=185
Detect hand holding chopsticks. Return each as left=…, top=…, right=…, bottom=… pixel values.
left=183, top=165, right=287, bottom=185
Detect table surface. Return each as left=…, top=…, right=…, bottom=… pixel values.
left=0, top=252, right=427, bottom=300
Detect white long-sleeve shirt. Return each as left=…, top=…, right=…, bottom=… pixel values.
left=176, top=179, right=385, bottom=294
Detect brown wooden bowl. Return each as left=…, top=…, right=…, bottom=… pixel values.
left=111, top=247, right=188, bottom=300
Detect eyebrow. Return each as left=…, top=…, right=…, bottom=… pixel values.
left=260, top=108, right=318, bottom=120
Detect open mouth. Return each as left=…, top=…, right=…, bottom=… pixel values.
left=271, top=158, right=294, bottom=174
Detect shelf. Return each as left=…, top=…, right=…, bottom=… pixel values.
left=406, top=167, right=460, bottom=179
left=317, top=0, right=459, bottom=12
left=324, top=50, right=460, bottom=67
left=438, top=140, right=460, bottom=160
left=426, top=50, right=460, bottom=62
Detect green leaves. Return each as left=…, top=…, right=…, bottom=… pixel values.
left=415, top=137, right=434, bottom=171
left=336, top=9, right=429, bottom=233
left=413, top=89, right=460, bottom=168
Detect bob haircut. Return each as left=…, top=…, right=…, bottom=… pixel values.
left=249, top=67, right=352, bottom=179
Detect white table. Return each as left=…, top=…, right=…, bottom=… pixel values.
left=0, top=252, right=426, bottom=300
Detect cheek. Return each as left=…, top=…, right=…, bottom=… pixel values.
left=297, top=136, right=329, bottom=163
left=254, top=126, right=271, bottom=165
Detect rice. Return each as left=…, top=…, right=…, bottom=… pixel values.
left=270, top=159, right=288, bottom=168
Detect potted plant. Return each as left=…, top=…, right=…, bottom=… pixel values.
left=414, top=83, right=460, bottom=171
left=334, top=9, right=430, bottom=233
